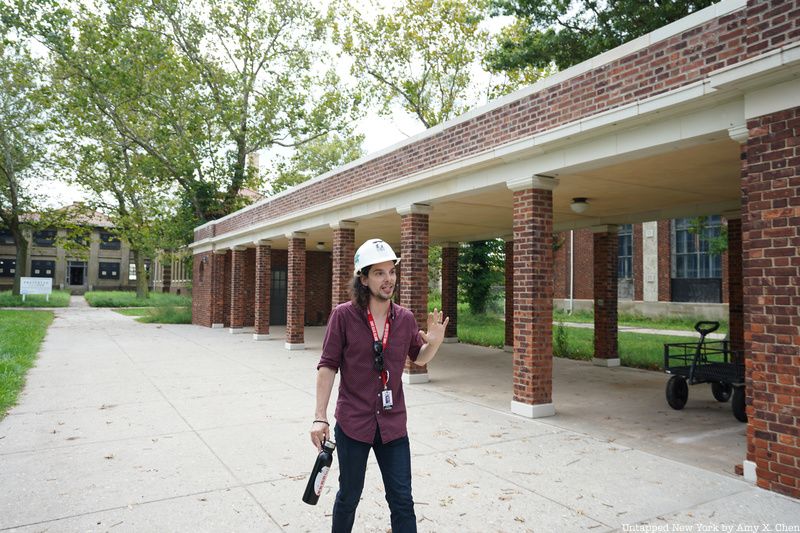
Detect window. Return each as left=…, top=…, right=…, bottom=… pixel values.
left=33, top=229, right=57, bottom=247
left=0, top=230, right=14, bottom=245
left=99, top=231, right=121, bottom=250
left=97, top=263, right=119, bottom=279
left=618, top=224, right=633, bottom=280
left=99, top=261, right=120, bottom=280
left=673, top=216, right=722, bottom=278
left=128, top=259, right=151, bottom=280
left=31, top=260, right=55, bottom=278
left=0, top=258, right=15, bottom=277
left=69, top=231, right=88, bottom=246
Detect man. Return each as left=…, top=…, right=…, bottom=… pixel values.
left=310, top=238, right=448, bottom=533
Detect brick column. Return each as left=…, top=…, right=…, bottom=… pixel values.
left=504, top=237, right=514, bottom=352
left=229, top=246, right=247, bottom=333
left=285, top=232, right=307, bottom=350
left=441, top=242, right=458, bottom=342
left=211, top=249, right=227, bottom=328
left=398, top=204, right=431, bottom=384
left=253, top=239, right=271, bottom=340
left=741, top=109, right=800, bottom=497
left=726, top=217, right=743, bottom=354
left=507, top=176, right=557, bottom=418
left=331, top=221, right=357, bottom=308
left=592, top=226, right=620, bottom=367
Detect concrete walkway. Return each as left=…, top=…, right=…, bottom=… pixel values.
left=1, top=303, right=798, bottom=532
left=557, top=321, right=728, bottom=340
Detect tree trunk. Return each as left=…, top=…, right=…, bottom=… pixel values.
left=11, top=229, right=28, bottom=296
left=133, top=249, right=149, bottom=299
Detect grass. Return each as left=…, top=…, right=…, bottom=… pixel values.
left=85, top=291, right=190, bottom=308
left=554, top=308, right=728, bottom=334
left=0, top=310, right=54, bottom=418
left=113, top=306, right=192, bottom=324
left=427, top=298, right=701, bottom=371
left=0, top=290, right=71, bottom=307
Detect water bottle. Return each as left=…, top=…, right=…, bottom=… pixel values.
left=302, top=440, right=336, bottom=505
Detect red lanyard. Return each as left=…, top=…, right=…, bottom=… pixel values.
left=366, top=307, right=390, bottom=387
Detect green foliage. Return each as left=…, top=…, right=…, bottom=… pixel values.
left=0, top=290, right=71, bottom=307
left=84, top=290, right=190, bottom=308
left=458, top=239, right=505, bottom=315
left=336, top=0, right=494, bottom=128
left=552, top=308, right=729, bottom=334
left=687, top=215, right=728, bottom=256
left=137, top=306, right=191, bottom=324
left=486, top=0, right=717, bottom=72
left=270, top=132, right=365, bottom=194
left=428, top=245, right=442, bottom=290
left=554, top=321, right=569, bottom=357
left=0, top=310, right=53, bottom=418
left=0, top=31, right=54, bottom=293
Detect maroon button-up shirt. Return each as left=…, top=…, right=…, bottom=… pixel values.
left=318, top=301, right=424, bottom=444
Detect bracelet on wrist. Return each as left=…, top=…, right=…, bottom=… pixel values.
left=313, top=419, right=329, bottom=426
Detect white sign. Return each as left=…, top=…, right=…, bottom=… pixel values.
left=20, top=277, right=52, bottom=302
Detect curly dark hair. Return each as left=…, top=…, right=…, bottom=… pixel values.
left=350, top=265, right=372, bottom=309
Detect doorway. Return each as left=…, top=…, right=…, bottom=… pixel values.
left=68, top=261, right=87, bottom=287
left=270, top=268, right=287, bottom=325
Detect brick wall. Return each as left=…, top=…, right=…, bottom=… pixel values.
left=400, top=212, right=429, bottom=375
left=658, top=220, right=672, bottom=301
left=574, top=229, right=594, bottom=300
left=744, top=1, right=800, bottom=59
left=742, top=105, right=800, bottom=498
left=191, top=251, right=213, bottom=327
left=254, top=243, right=271, bottom=335
left=593, top=230, right=619, bottom=360
left=512, top=187, right=554, bottom=406
left=243, top=247, right=256, bottom=327
left=286, top=237, right=306, bottom=344
left=306, top=251, right=332, bottom=326
left=230, top=248, right=246, bottom=328
left=196, top=3, right=772, bottom=243
left=222, top=251, right=231, bottom=327
left=332, top=227, right=355, bottom=308
left=441, top=245, right=458, bottom=338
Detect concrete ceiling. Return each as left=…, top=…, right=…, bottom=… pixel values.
left=265, top=138, right=741, bottom=251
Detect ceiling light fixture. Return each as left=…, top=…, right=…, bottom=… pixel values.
left=316, top=242, right=325, bottom=250
left=570, top=197, right=589, bottom=214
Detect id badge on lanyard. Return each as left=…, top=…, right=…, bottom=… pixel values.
left=367, top=307, right=393, bottom=411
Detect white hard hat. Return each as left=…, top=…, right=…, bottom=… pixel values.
left=354, top=239, right=400, bottom=274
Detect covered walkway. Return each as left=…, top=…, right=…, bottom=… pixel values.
left=191, top=0, right=800, bottom=498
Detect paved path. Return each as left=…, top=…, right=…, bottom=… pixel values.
left=1, top=304, right=798, bottom=532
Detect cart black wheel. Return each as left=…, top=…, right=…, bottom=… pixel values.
left=666, top=376, right=688, bottom=410
left=732, top=386, right=747, bottom=423
left=711, top=382, right=732, bottom=402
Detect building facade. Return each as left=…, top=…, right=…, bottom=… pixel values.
left=0, top=211, right=147, bottom=294
left=190, top=0, right=800, bottom=498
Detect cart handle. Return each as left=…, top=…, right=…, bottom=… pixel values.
left=694, top=321, right=720, bottom=336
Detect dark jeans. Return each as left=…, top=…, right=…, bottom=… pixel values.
left=332, top=424, right=416, bottom=533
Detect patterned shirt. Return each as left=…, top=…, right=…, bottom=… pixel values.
left=318, top=301, right=424, bottom=444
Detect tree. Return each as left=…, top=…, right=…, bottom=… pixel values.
left=0, top=35, right=51, bottom=295
left=150, top=0, right=361, bottom=213
left=337, top=0, right=493, bottom=128
left=9, top=0, right=359, bottom=233
left=269, top=132, right=365, bottom=194
left=485, top=0, right=717, bottom=72
left=458, top=239, right=505, bottom=314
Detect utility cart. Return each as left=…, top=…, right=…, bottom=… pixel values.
left=663, top=321, right=746, bottom=423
